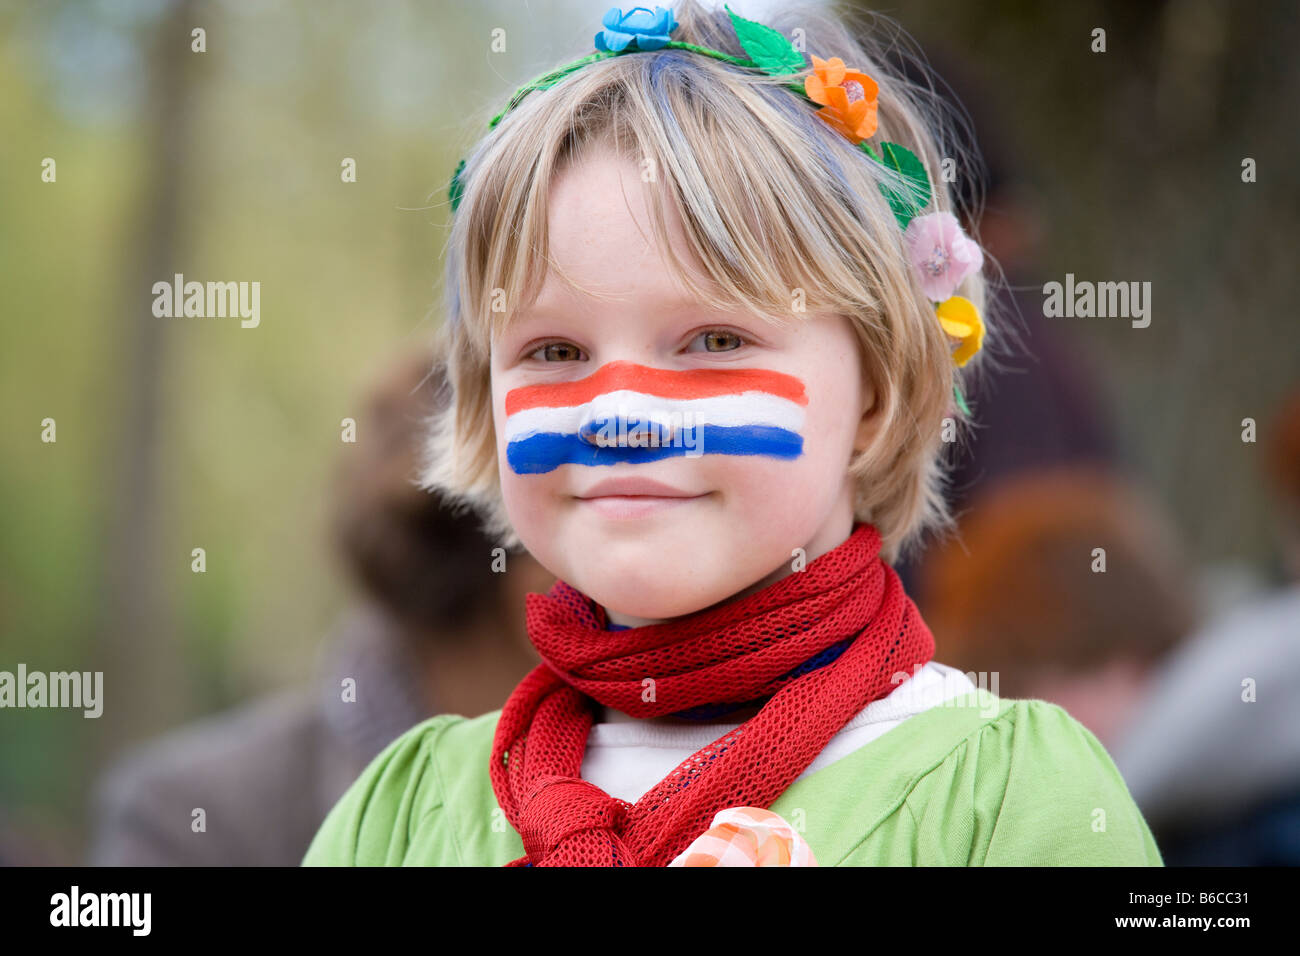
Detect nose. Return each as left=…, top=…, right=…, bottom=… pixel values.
left=577, top=401, right=678, bottom=448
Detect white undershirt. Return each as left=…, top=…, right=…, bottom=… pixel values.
left=580, top=660, right=978, bottom=803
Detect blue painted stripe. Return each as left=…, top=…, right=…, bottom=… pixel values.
left=506, top=424, right=803, bottom=475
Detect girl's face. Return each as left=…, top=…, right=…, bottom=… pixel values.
left=490, top=150, right=877, bottom=626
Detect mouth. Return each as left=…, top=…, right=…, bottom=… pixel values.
left=575, top=477, right=710, bottom=519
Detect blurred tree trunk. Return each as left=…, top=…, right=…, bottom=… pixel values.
left=91, top=0, right=200, bottom=759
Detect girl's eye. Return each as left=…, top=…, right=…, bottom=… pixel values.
left=688, top=329, right=745, bottom=353
left=526, top=329, right=745, bottom=362
left=528, top=341, right=586, bottom=362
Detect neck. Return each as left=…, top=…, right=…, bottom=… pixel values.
left=604, top=607, right=663, bottom=628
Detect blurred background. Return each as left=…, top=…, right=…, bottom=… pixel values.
left=1, top=0, right=1296, bottom=866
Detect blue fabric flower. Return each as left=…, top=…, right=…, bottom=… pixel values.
left=594, top=6, right=678, bottom=53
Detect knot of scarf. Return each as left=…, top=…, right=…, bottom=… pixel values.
left=517, top=775, right=638, bottom=864
left=490, top=522, right=935, bottom=867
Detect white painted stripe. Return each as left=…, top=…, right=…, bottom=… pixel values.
left=504, top=389, right=806, bottom=443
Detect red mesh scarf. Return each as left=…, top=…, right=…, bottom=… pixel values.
left=489, top=522, right=935, bottom=866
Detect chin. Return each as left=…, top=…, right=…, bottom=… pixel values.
left=567, top=515, right=719, bottom=558
left=564, top=539, right=734, bottom=621
left=589, top=583, right=724, bottom=622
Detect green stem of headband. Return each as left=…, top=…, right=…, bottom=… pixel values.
left=954, top=382, right=970, bottom=416
left=490, top=42, right=806, bottom=130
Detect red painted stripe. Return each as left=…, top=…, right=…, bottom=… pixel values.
left=505, top=361, right=809, bottom=415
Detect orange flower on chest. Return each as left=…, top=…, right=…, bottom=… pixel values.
left=803, top=54, right=879, bottom=144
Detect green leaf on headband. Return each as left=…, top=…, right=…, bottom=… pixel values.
left=449, top=158, right=466, bottom=213
left=725, top=4, right=805, bottom=75
left=867, top=141, right=931, bottom=229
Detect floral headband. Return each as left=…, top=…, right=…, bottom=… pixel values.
left=448, top=4, right=983, bottom=412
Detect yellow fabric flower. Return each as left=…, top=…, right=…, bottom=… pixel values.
left=936, top=295, right=984, bottom=367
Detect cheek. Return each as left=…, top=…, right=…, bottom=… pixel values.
left=494, top=392, right=539, bottom=526
left=497, top=459, right=556, bottom=553
left=497, top=431, right=547, bottom=508
left=715, top=437, right=841, bottom=507
left=804, top=347, right=863, bottom=446
left=710, top=387, right=847, bottom=494
left=805, top=391, right=860, bottom=459
left=726, top=375, right=859, bottom=502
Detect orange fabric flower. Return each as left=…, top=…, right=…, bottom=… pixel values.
left=803, top=54, right=879, bottom=144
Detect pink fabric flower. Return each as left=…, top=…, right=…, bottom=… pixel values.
left=904, top=211, right=984, bottom=302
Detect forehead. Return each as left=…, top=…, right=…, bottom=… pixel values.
left=527, top=150, right=700, bottom=314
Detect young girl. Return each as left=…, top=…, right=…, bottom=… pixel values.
left=303, top=1, right=1162, bottom=867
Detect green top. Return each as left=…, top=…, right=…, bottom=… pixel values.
left=301, top=689, right=1163, bottom=866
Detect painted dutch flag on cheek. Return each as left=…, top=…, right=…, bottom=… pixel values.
left=504, top=360, right=809, bottom=475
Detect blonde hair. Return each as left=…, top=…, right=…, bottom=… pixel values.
left=419, top=0, right=1002, bottom=565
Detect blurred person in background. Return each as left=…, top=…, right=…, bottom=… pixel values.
left=1265, top=386, right=1300, bottom=583
left=888, top=25, right=1298, bottom=868
left=86, top=349, right=549, bottom=866
left=915, top=465, right=1197, bottom=752
left=1108, top=384, right=1300, bottom=865
left=891, top=48, right=1119, bottom=601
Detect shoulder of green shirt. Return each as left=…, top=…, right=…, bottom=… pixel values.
left=890, top=694, right=1164, bottom=866
left=301, top=691, right=1162, bottom=866
left=300, top=712, right=463, bottom=866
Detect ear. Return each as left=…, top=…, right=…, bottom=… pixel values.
left=853, top=375, right=880, bottom=454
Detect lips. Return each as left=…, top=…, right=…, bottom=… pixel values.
left=578, top=477, right=702, bottom=499
left=575, top=477, right=709, bottom=519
